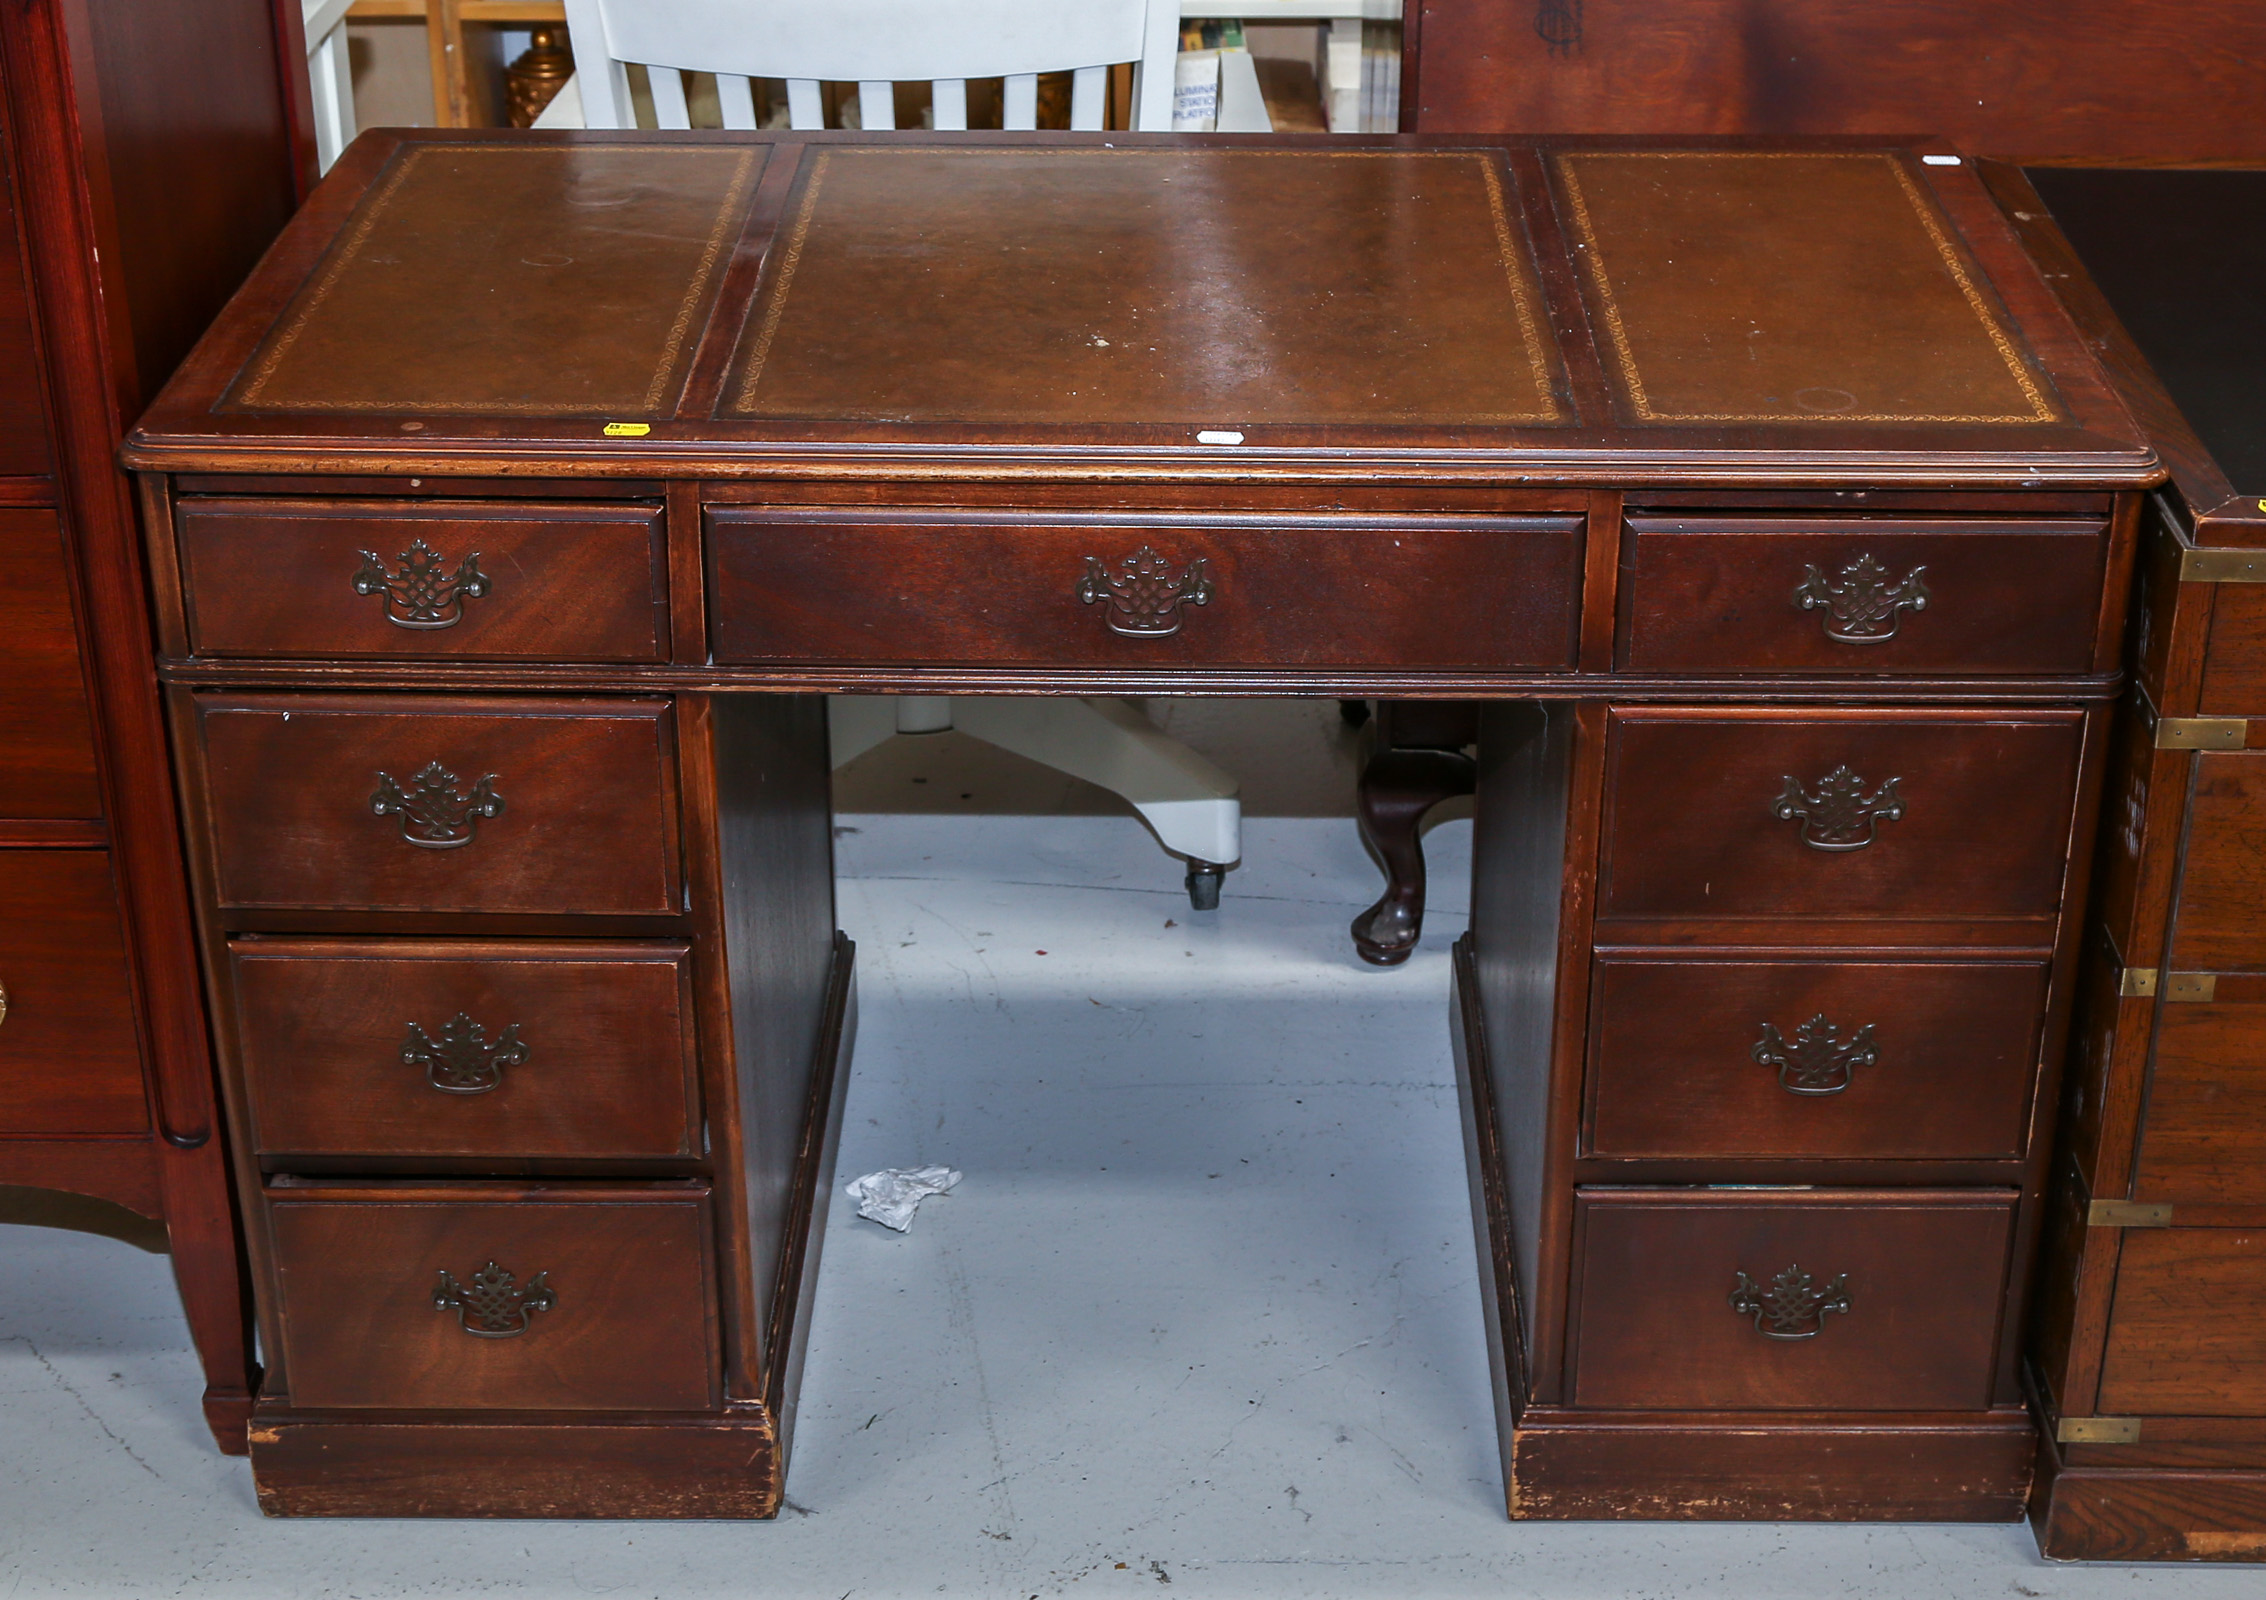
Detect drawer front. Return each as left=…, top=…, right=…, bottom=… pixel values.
left=705, top=511, right=1583, bottom=669
left=0, top=509, right=101, bottom=818
left=232, top=938, right=698, bottom=1162
left=1586, top=955, right=2047, bottom=1160
left=1599, top=708, right=2084, bottom=926
left=269, top=1186, right=718, bottom=1411
left=1570, top=1188, right=2015, bottom=1410
left=1619, top=516, right=2107, bottom=675
left=2200, top=585, right=2266, bottom=715
left=2166, top=750, right=2266, bottom=972
left=0, top=851, right=146, bottom=1135
left=2098, top=1228, right=2266, bottom=1418
left=177, top=499, right=668, bottom=662
left=0, top=116, right=51, bottom=479
left=2133, top=979, right=2266, bottom=1206
left=197, top=695, right=681, bottom=917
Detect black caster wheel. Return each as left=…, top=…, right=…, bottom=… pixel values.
left=1185, top=862, right=1227, bottom=910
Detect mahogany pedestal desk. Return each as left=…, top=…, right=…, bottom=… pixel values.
left=125, top=130, right=2157, bottom=1520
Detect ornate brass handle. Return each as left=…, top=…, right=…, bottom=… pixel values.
left=402, top=1012, right=526, bottom=1095
left=1771, top=766, right=1903, bottom=851
left=434, top=1260, right=555, bottom=1338
left=1752, top=1013, right=1875, bottom=1096
left=1731, top=1264, right=1850, bottom=1339
left=353, top=539, right=491, bottom=630
left=370, top=760, right=503, bottom=849
left=1793, top=553, right=1928, bottom=644
left=1077, top=545, right=1213, bottom=638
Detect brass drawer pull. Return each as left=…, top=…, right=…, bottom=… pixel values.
left=434, top=1260, right=555, bottom=1338
left=1752, top=1013, right=1875, bottom=1095
left=1771, top=765, right=1904, bottom=851
left=353, top=539, right=491, bottom=630
left=402, top=1011, right=526, bottom=1095
left=370, top=760, right=504, bottom=849
left=1793, top=553, right=1929, bottom=643
left=1731, top=1264, right=1850, bottom=1339
left=1077, top=544, right=1213, bottom=637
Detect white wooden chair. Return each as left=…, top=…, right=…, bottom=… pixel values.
left=554, top=0, right=1240, bottom=906
left=303, top=0, right=357, bottom=173
left=558, top=0, right=1179, bottom=131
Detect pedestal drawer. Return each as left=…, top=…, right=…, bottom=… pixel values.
left=232, top=938, right=699, bottom=1163
left=268, top=1183, right=719, bottom=1411
left=177, top=498, right=668, bottom=662
left=195, top=695, right=681, bottom=917
left=1585, top=954, right=2048, bottom=1160
left=1569, top=1188, right=2015, bottom=1410
left=1598, top=707, right=2084, bottom=928
left=1618, top=515, right=2109, bottom=675
left=705, top=510, right=1583, bottom=670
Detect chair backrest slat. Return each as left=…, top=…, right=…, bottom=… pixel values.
left=563, top=0, right=1175, bottom=131
left=931, top=79, right=969, bottom=131
left=716, top=72, right=760, bottom=129
left=648, top=64, right=692, bottom=128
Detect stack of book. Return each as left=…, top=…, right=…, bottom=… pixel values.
left=1320, top=18, right=1401, bottom=133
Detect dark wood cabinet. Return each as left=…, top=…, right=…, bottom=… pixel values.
left=126, top=131, right=2150, bottom=1522
left=0, top=0, right=302, bottom=1453
left=1996, top=165, right=2266, bottom=1560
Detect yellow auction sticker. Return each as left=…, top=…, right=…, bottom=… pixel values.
left=602, top=421, right=651, bottom=437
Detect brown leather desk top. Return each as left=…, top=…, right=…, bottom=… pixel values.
left=129, top=131, right=2152, bottom=486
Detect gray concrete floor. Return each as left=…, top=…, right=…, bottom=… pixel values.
left=0, top=703, right=2254, bottom=1596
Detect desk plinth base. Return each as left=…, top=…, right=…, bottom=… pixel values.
left=2030, top=1434, right=2266, bottom=1562
left=247, top=1409, right=786, bottom=1519
left=1452, top=935, right=2035, bottom=1523
left=1503, top=1408, right=2033, bottom=1521
left=244, top=937, right=857, bottom=1519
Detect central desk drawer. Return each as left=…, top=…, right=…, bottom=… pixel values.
left=704, top=511, right=1583, bottom=669
left=268, top=1183, right=719, bottom=1411
left=1618, top=515, right=2110, bottom=675
left=195, top=695, right=682, bottom=917
left=1598, top=707, right=2084, bottom=928
left=176, top=498, right=669, bottom=662
left=1569, top=1188, right=2015, bottom=1410
left=1585, top=953, right=2048, bottom=1160
left=232, top=938, right=700, bottom=1163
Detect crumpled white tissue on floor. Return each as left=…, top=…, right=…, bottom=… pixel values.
left=845, top=1165, right=962, bottom=1232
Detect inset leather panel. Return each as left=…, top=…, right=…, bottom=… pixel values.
left=0, top=851, right=146, bottom=1135
left=0, top=509, right=102, bottom=817
left=706, top=510, right=1582, bottom=668
left=232, top=938, right=699, bottom=1163
left=1570, top=1187, right=2015, bottom=1410
left=269, top=1183, right=718, bottom=1410
left=223, top=143, right=764, bottom=416
left=725, top=147, right=1566, bottom=425
left=1618, top=515, right=2108, bottom=675
left=178, top=498, right=668, bottom=662
left=1598, top=708, right=2083, bottom=927
left=1556, top=150, right=2059, bottom=426
left=196, top=694, right=681, bottom=917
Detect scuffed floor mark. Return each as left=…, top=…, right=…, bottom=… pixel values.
left=4, top=1335, right=160, bottom=1482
